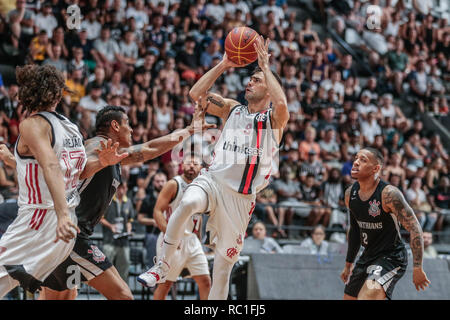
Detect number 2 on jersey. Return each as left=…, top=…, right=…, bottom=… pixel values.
left=362, top=232, right=368, bottom=245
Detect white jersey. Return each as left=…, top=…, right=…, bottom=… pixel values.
left=164, top=175, right=201, bottom=236
left=15, top=111, right=86, bottom=210
left=208, top=105, right=278, bottom=195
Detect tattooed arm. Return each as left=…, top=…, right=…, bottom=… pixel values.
left=120, top=102, right=215, bottom=166
left=189, top=52, right=241, bottom=120
left=119, top=129, right=192, bottom=165
left=382, top=185, right=431, bottom=291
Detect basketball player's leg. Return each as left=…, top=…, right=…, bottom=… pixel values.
left=356, top=279, right=386, bottom=300
left=160, top=185, right=208, bottom=263
left=153, top=281, right=174, bottom=300
left=0, top=275, right=19, bottom=299
left=38, top=287, right=77, bottom=300
left=87, top=266, right=133, bottom=300
left=192, top=275, right=212, bottom=300
left=208, top=254, right=234, bottom=300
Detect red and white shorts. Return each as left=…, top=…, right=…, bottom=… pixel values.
left=0, top=206, right=77, bottom=283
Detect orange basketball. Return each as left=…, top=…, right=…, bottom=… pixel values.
left=225, top=27, right=259, bottom=66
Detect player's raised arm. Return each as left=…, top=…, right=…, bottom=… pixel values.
left=253, top=36, right=289, bottom=142
left=80, top=138, right=129, bottom=180
left=120, top=100, right=215, bottom=165
left=382, top=185, right=431, bottom=291
left=153, top=179, right=178, bottom=234
left=19, top=116, right=80, bottom=243
left=189, top=53, right=241, bottom=120
left=341, top=185, right=360, bottom=284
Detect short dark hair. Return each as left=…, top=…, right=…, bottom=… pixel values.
left=362, top=147, right=384, bottom=166
left=95, top=105, right=126, bottom=135
left=251, top=66, right=282, bottom=86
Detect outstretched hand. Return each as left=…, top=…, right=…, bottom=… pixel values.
left=253, top=35, right=271, bottom=71
left=191, top=96, right=217, bottom=132
left=96, top=138, right=129, bottom=167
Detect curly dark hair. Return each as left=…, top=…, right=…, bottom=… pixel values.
left=16, top=64, right=67, bottom=113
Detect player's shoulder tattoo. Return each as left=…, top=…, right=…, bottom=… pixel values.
left=344, top=183, right=354, bottom=207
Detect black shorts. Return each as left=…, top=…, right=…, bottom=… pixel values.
left=344, top=248, right=408, bottom=300
left=42, top=236, right=113, bottom=291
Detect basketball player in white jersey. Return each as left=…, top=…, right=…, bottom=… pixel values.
left=0, top=65, right=126, bottom=298
left=152, top=153, right=211, bottom=300
left=138, top=36, right=289, bottom=299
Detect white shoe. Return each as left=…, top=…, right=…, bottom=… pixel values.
left=137, top=258, right=170, bottom=288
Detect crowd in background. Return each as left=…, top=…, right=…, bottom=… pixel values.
left=0, top=0, right=449, bottom=274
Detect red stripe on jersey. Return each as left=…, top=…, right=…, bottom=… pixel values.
left=34, top=209, right=47, bottom=231
left=25, top=164, right=32, bottom=204
left=242, top=116, right=264, bottom=194
left=30, top=209, right=43, bottom=230
left=34, top=164, right=42, bottom=204
left=28, top=164, right=37, bottom=204
left=29, top=208, right=39, bottom=227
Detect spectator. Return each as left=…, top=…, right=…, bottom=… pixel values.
left=42, top=43, right=68, bottom=77
left=320, top=70, right=344, bottom=104
left=405, top=177, right=438, bottom=232
left=300, top=174, right=330, bottom=227
left=100, top=182, right=134, bottom=282
left=67, top=46, right=89, bottom=80
left=130, top=90, right=152, bottom=136
left=423, top=231, right=438, bottom=259
left=299, top=126, right=321, bottom=161
left=272, top=165, right=303, bottom=238
left=254, top=0, right=285, bottom=26
left=34, top=2, right=57, bottom=38
left=321, top=168, right=345, bottom=229
left=177, top=36, right=202, bottom=80
left=152, top=90, right=174, bottom=137
left=200, top=40, right=222, bottom=71
left=337, top=54, right=358, bottom=82
left=356, top=90, right=378, bottom=120
left=299, top=225, right=329, bottom=255
left=361, top=111, right=382, bottom=145
left=408, top=59, right=431, bottom=112
left=80, top=9, right=101, bottom=41
left=126, top=0, right=149, bottom=30
left=243, top=221, right=284, bottom=254
left=428, top=176, right=450, bottom=231
left=28, top=29, right=49, bottom=64
left=137, top=171, right=167, bottom=268
left=319, top=127, right=341, bottom=169
left=254, top=186, right=279, bottom=231
left=205, top=0, right=226, bottom=26
left=93, top=26, right=121, bottom=78
left=78, top=82, right=107, bottom=133
left=403, top=132, right=428, bottom=177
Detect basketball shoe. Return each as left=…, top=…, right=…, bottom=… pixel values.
left=137, top=258, right=170, bottom=287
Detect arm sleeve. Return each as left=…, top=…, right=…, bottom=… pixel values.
left=345, top=210, right=361, bottom=264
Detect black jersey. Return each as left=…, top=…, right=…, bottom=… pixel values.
left=348, top=180, right=405, bottom=263
left=76, top=163, right=122, bottom=239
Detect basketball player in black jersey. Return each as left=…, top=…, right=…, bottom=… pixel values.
left=341, top=148, right=430, bottom=300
